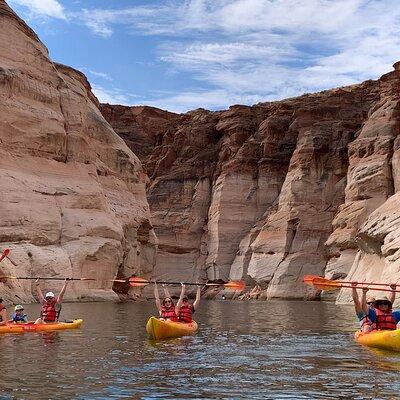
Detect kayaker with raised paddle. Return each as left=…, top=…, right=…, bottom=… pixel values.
left=154, top=283, right=178, bottom=321
left=0, top=298, right=8, bottom=326
left=176, top=283, right=200, bottom=323
left=34, top=278, right=69, bottom=324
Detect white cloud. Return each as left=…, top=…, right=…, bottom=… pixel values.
left=91, top=84, right=135, bottom=105
left=73, top=0, right=400, bottom=111
left=9, top=0, right=66, bottom=20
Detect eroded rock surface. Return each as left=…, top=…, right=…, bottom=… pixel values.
left=0, top=0, right=156, bottom=302
left=101, top=73, right=400, bottom=300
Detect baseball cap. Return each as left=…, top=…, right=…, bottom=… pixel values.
left=45, top=292, right=55, bottom=298
left=14, top=305, right=24, bottom=311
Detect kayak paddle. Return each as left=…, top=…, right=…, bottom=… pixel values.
left=129, top=277, right=246, bottom=291
left=304, top=275, right=400, bottom=293
left=0, top=249, right=10, bottom=263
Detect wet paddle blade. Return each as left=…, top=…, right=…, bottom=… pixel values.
left=223, top=281, right=246, bottom=291
left=305, top=276, right=341, bottom=291
left=128, top=277, right=150, bottom=287
left=0, top=249, right=10, bottom=262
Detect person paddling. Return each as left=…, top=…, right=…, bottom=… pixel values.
left=154, top=283, right=178, bottom=321
left=363, top=286, right=400, bottom=331
left=0, top=298, right=8, bottom=326
left=175, top=283, right=200, bottom=323
left=34, top=278, right=69, bottom=324
left=10, top=305, right=27, bottom=323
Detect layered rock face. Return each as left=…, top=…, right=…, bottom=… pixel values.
left=102, top=72, right=400, bottom=299
left=0, top=1, right=156, bottom=302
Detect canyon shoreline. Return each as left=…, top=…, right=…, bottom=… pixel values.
left=1, top=0, right=400, bottom=304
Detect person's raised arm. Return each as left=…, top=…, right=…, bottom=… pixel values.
left=361, top=286, right=369, bottom=314
left=389, top=284, right=396, bottom=304
left=56, top=279, right=69, bottom=304
left=352, top=282, right=361, bottom=313
left=162, top=284, right=171, bottom=299
left=193, top=286, right=201, bottom=311
left=35, top=278, right=45, bottom=303
left=175, top=283, right=186, bottom=313
left=154, top=283, right=162, bottom=313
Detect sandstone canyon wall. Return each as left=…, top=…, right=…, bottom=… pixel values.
left=0, top=0, right=156, bottom=303
left=102, top=70, right=400, bottom=301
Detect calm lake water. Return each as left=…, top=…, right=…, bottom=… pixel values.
left=1, top=300, right=400, bottom=399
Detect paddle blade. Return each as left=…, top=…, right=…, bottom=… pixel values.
left=303, top=275, right=318, bottom=286
left=0, top=249, right=10, bottom=262
left=129, top=277, right=150, bottom=287
left=223, top=281, right=246, bottom=291
left=307, top=276, right=341, bottom=292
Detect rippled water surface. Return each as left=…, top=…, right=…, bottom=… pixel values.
left=1, top=300, right=400, bottom=399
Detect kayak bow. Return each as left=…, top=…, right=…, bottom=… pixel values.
left=354, top=329, right=400, bottom=352
left=0, top=319, right=83, bottom=333
left=146, top=316, right=198, bottom=340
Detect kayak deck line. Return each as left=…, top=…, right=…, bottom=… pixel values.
left=0, top=319, right=83, bottom=334
left=354, top=329, right=400, bottom=352
left=146, top=316, right=198, bottom=340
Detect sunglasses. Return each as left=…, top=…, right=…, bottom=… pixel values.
left=366, top=302, right=374, bottom=305
left=164, top=300, right=172, bottom=304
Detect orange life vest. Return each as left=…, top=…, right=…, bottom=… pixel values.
left=375, top=308, right=397, bottom=330
left=161, top=305, right=178, bottom=321
left=41, top=300, right=58, bottom=322
left=178, top=304, right=194, bottom=323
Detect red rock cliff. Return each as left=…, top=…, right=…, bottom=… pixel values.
left=0, top=0, right=156, bottom=302
left=100, top=69, right=400, bottom=300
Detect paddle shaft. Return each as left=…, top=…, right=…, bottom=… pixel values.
left=316, top=282, right=400, bottom=293
left=0, top=276, right=128, bottom=283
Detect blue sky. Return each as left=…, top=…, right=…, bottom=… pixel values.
left=7, top=0, right=400, bottom=113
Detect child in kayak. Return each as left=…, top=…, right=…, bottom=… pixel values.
left=0, top=298, right=8, bottom=326
left=34, top=278, right=69, bottom=324
left=352, top=283, right=375, bottom=333
left=154, top=283, right=178, bottom=321
left=176, top=283, right=201, bottom=323
left=10, top=305, right=27, bottom=323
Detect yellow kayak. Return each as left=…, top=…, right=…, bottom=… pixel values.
left=354, top=329, right=400, bottom=352
left=0, top=319, right=83, bottom=333
left=146, top=316, right=198, bottom=340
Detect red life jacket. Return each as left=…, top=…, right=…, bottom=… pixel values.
left=375, top=308, right=397, bottom=330
left=360, top=315, right=376, bottom=331
left=0, top=305, right=5, bottom=322
left=160, top=305, right=178, bottom=321
left=178, top=304, right=194, bottom=323
left=41, top=300, right=58, bottom=322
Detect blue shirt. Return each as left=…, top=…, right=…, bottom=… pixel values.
left=367, top=308, right=400, bottom=323
left=11, top=313, right=27, bottom=323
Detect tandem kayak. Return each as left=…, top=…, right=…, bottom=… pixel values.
left=354, top=329, right=400, bottom=352
left=146, top=316, right=198, bottom=340
left=0, top=319, right=83, bottom=334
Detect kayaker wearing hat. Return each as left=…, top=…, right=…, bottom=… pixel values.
left=34, top=278, right=69, bottom=324
left=10, top=305, right=27, bottom=323
left=0, top=298, right=8, bottom=326
left=364, top=288, right=400, bottom=331
left=154, top=283, right=178, bottom=321
left=175, top=283, right=200, bottom=323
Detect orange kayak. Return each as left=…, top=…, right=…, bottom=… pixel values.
left=0, top=319, right=83, bottom=333
left=354, top=329, right=400, bottom=352
left=146, top=316, right=198, bottom=340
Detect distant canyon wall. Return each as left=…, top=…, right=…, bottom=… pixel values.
left=102, top=64, right=400, bottom=300
left=0, top=0, right=156, bottom=302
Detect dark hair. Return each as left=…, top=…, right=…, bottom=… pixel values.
left=163, top=298, right=174, bottom=306
left=182, top=296, right=188, bottom=301
left=0, top=298, right=3, bottom=302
